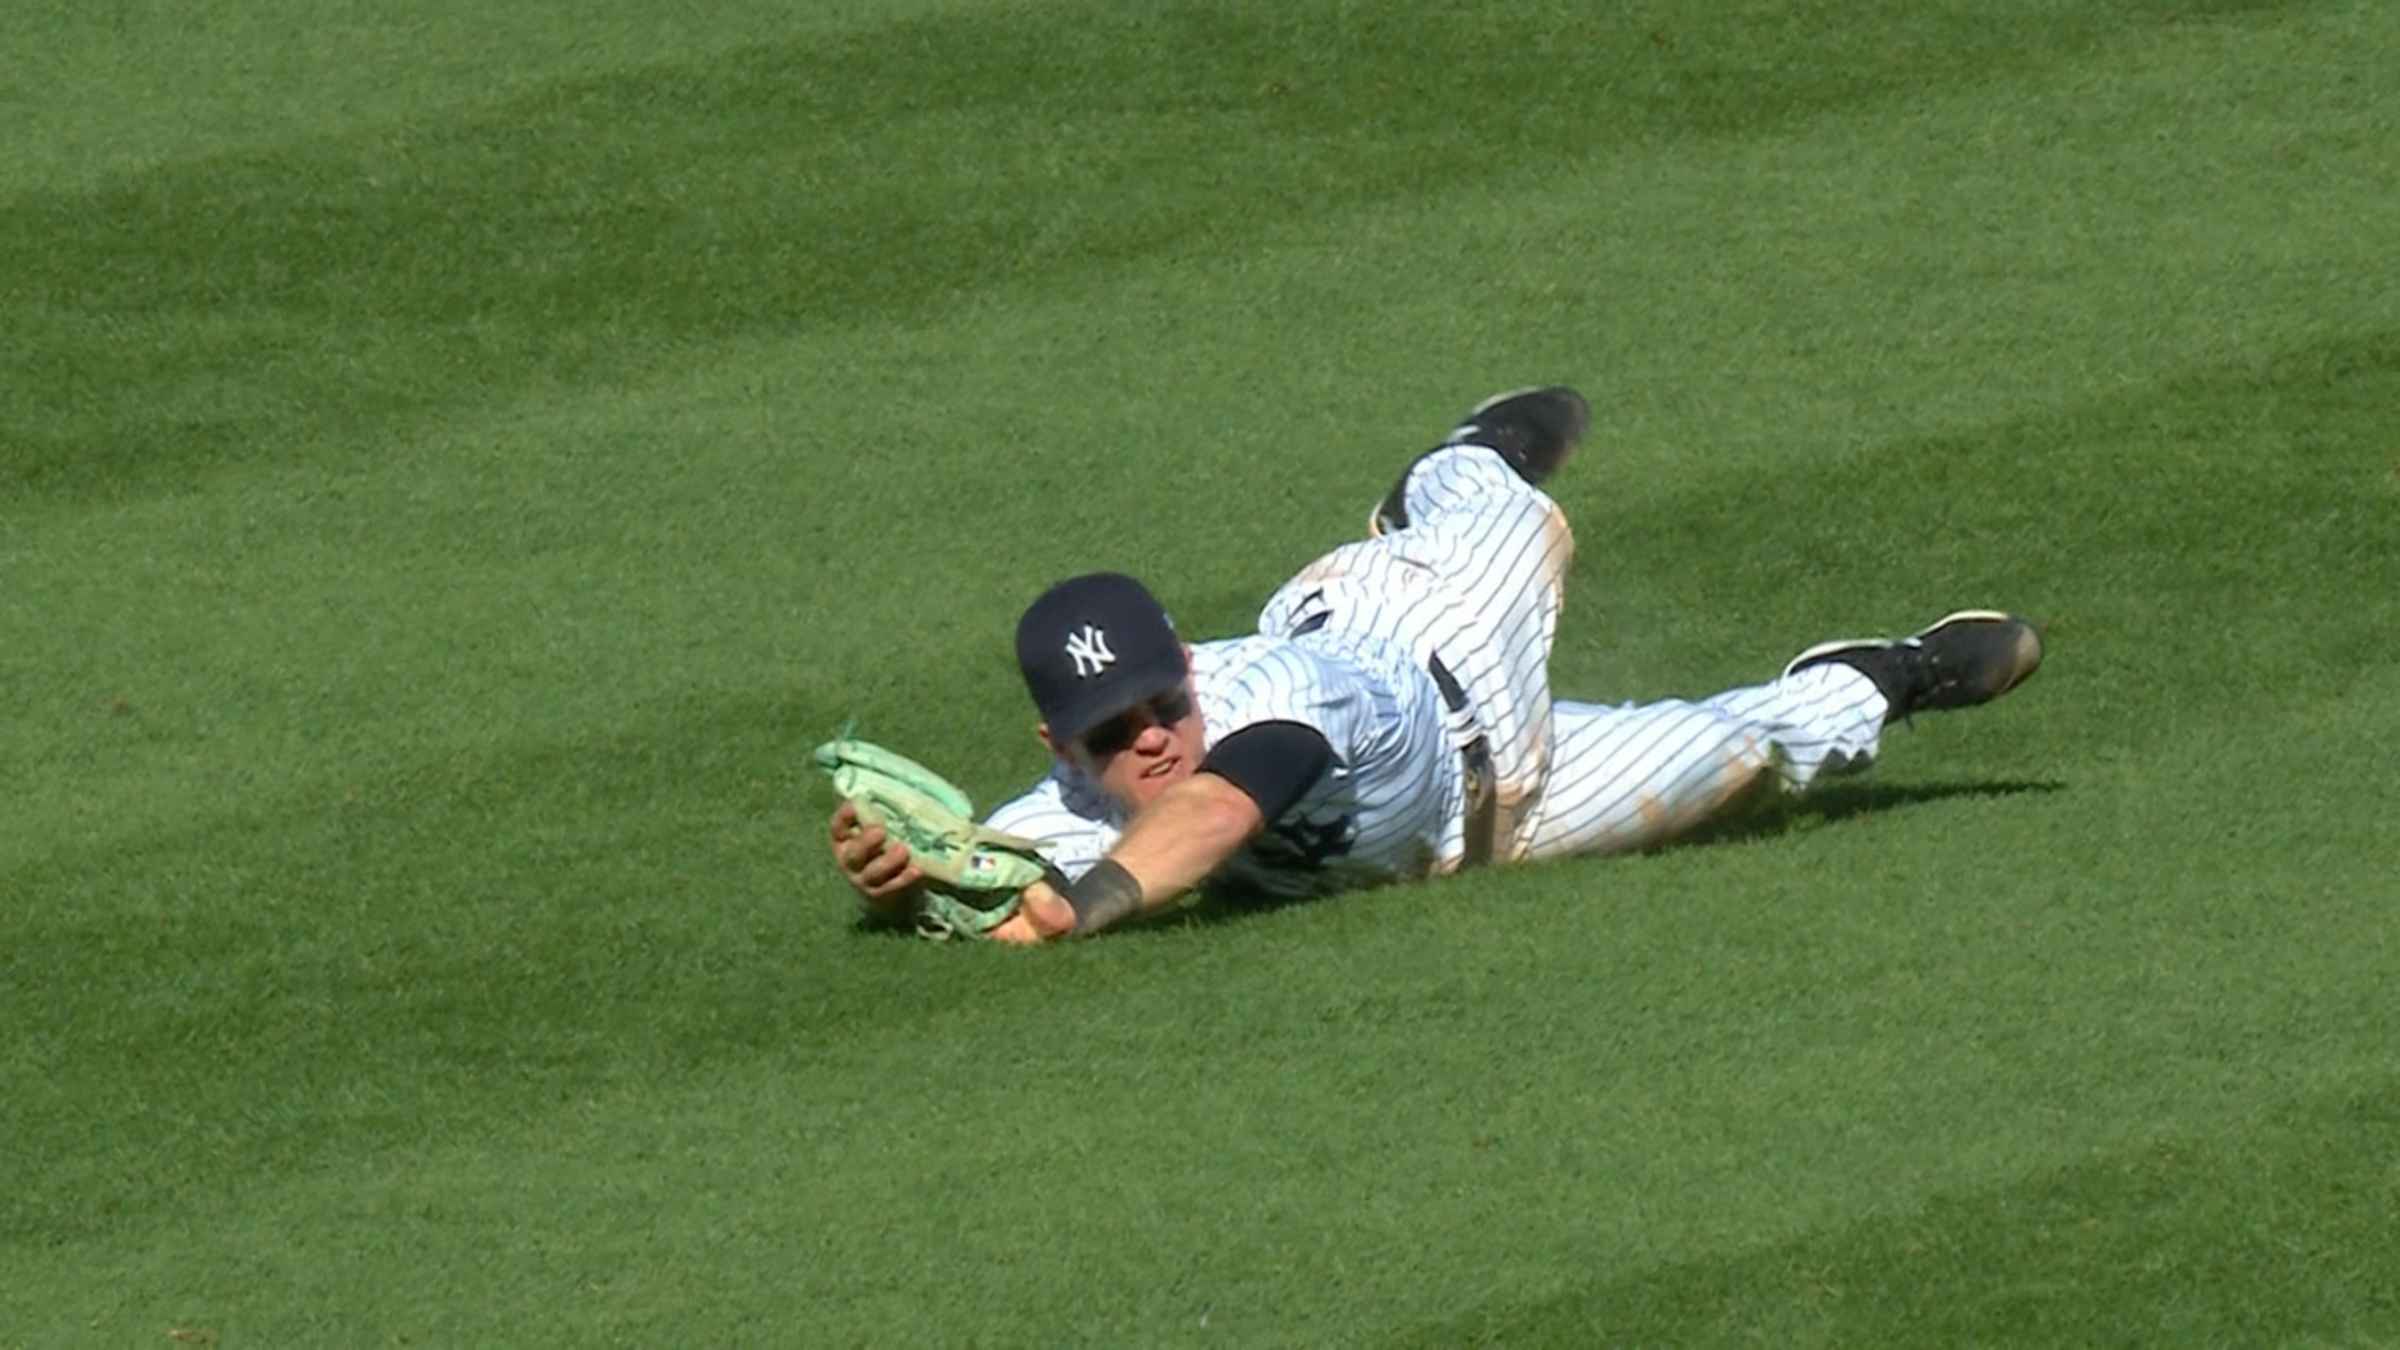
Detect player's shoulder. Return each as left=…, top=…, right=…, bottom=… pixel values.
left=1192, top=634, right=1384, bottom=755
left=1191, top=633, right=1333, bottom=699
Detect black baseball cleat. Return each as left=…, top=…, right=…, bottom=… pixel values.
left=1782, top=610, right=2044, bottom=722
left=1369, top=386, right=1591, bottom=537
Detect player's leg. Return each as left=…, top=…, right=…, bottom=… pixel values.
left=1368, top=386, right=1589, bottom=538
left=1257, top=440, right=1574, bottom=860
left=1339, top=388, right=1588, bottom=857
left=1369, top=462, right=1578, bottom=858
left=1266, top=387, right=1586, bottom=627
left=1520, top=664, right=1878, bottom=860
left=1523, top=613, right=2044, bottom=860
left=1260, top=387, right=1592, bottom=863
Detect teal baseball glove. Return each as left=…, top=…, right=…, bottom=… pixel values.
left=815, top=735, right=1053, bottom=940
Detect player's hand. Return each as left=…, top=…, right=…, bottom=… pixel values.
left=828, top=801, right=924, bottom=911
left=984, top=879, right=1076, bottom=944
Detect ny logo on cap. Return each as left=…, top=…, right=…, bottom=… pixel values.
left=1064, top=624, right=1115, bottom=678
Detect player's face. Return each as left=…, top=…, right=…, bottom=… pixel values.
left=1073, top=685, right=1206, bottom=811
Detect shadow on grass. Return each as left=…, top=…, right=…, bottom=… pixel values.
left=845, top=881, right=1331, bottom=940
left=844, top=777, right=2068, bottom=940
left=1678, top=776, right=2069, bottom=849
left=1170, top=777, right=2072, bottom=932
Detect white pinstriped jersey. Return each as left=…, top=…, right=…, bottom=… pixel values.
left=982, top=632, right=1461, bottom=898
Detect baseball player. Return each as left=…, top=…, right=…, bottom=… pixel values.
left=828, top=387, right=2043, bottom=942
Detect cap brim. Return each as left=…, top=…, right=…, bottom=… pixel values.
left=1047, top=650, right=1189, bottom=743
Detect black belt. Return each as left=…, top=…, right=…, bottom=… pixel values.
left=1289, top=608, right=1498, bottom=869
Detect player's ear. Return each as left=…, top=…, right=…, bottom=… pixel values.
left=1036, top=723, right=1062, bottom=760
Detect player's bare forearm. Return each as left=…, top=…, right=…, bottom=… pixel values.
left=1108, top=771, right=1264, bottom=903
left=1001, top=773, right=1264, bottom=942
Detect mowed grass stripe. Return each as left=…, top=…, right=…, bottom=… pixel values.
left=6, top=320, right=2393, bottom=1312
left=2, top=0, right=2315, bottom=502
left=1406, top=1079, right=2400, bottom=1346
left=9, top=280, right=2394, bottom=1061
left=13, top=802, right=2395, bottom=1347
left=8, top=318, right=2388, bottom=904
left=13, top=755, right=2394, bottom=1345
left=11, top=145, right=2393, bottom=879
left=0, top=0, right=995, bottom=198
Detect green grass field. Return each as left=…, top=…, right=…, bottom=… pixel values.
left=6, top=0, right=2398, bottom=1344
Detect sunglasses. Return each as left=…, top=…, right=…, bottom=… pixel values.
left=1080, top=687, right=1195, bottom=758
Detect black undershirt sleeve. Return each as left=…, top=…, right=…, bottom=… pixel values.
left=1198, top=720, right=1335, bottom=823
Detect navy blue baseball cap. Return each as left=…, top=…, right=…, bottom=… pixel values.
left=1015, top=572, right=1187, bottom=742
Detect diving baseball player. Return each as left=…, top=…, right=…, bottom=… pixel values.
left=828, top=388, right=2044, bottom=941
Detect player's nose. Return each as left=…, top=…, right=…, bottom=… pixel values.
left=1133, top=720, right=1174, bottom=754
